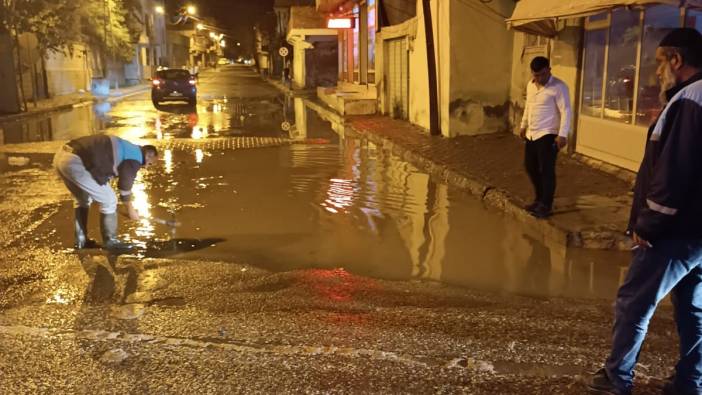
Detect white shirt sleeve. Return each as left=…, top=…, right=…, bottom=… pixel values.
left=556, top=83, right=572, bottom=138
left=520, top=83, right=531, bottom=130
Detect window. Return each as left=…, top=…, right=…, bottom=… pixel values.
left=524, top=34, right=547, bottom=47
left=603, top=8, right=640, bottom=123
left=637, top=6, right=680, bottom=126
left=582, top=29, right=607, bottom=117
left=580, top=6, right=685, bottom=125
left=368, top=0, right=376, bottom=84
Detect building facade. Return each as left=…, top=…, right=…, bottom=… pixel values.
left=316, top=0, right=516, bottom=135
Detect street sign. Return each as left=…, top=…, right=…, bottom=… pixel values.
left=279, top=47, right=289, bottom=57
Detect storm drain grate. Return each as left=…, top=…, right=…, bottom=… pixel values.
left=148, top=137, right=294, bottom=151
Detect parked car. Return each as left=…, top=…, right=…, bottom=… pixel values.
left=217, top=58, right=230, bottom=66
left=151, top=69, right=197, bottom=106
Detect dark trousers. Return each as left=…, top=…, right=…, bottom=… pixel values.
left=524, top=134, right=558, bottom=208
left=605, top=240, right=702, bottom=393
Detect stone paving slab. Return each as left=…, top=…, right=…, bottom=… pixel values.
left=347, top=116, right=635, bottom=251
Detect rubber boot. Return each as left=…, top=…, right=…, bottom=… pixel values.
left=100, top=212, right=134, bottom=251
left=74, top=207, right=98, bottom=249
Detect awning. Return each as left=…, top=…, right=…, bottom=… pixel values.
left=507, top=0, right=702, bottom=37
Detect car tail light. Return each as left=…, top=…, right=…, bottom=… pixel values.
left=152, top=79, right=161, bottom=86
left=189, top=79, right=197, bottom=85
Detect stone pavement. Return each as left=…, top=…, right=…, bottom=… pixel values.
left=347, top=116, right=635, bottom=251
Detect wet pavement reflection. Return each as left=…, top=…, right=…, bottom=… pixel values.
left=41, top=128, right=628, bottom=299
left=2, top=66, right=629, bottom=301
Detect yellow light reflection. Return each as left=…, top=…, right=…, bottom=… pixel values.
left=155, top=117, right=163, bottom=140
left=191, top=127, right=208, bottom=139
left=46, top=290, right=71, bottom=305
left=195, top=149, right=204, bottom=163
left=322, top=178, right=355, bottom=214
left=132, top=173, right=155, bottom=239
left=164, top=149, right=173, bottom=174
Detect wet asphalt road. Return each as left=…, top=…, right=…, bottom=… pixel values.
left=0, top=66, right=678, bottom=393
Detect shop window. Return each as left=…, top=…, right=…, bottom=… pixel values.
left=368, top=0, right=376, bottom=84
left=580, top=6, right=697, bottom=126
left=603, top=8, right=640, bottom=123
left=637, top=6, right=680, bottom=126
left=582, top=29, right=607, bottom=117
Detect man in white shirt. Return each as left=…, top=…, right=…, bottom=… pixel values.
left=520, top=56, right=572, bottom=218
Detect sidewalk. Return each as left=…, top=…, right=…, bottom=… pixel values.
left=0, top=84, right=149, bottom=124
left=347, top=116, right=635, bottom=251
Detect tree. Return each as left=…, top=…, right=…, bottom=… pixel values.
left=81, top=0, right=140, bottom=62
left=0, top=0, right=83, bottom=52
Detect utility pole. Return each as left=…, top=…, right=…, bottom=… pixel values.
left=422, top=0, right=440, bottom=136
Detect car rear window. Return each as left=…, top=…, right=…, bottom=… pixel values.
left=157, top=70, right=191, bottom=80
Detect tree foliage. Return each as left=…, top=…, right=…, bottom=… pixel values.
left=0, top=0, right=82, bottom=52
left=0, top=0, right=142, bottom=61
left=81, top=0, right=139, bottom=61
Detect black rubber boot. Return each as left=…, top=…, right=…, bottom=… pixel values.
left=100, top=212, right=134, bottom=251
left=74, top=207, right=98, bottom=249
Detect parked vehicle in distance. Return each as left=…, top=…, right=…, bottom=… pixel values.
left=217, top=58, right=231, bottom=66
left=151, top=68, right=197, bottom=106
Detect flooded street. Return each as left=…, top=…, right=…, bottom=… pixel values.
left=0, top=66, right=675, bottom=393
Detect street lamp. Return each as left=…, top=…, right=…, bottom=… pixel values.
left=220, top=40, right=226, bottom=48
left=236, top=42, right=241, bottom=47
left=186, top=5, right=197, bottom=15
left=196, top=23, right=205, bottom=30
left=154, top=5, right=165, bottom=14
left=209, top=32, right=217, bottom=39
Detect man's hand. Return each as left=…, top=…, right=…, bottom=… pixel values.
left=632, top=232, right=653, bottom=249
left=556, top=136, right=568, bottom=150
left=519, top=128, right=527, bottom=140
left=126, top=202, right=141, bottom=221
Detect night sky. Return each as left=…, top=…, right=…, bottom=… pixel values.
left=176, top=0, right=275, bottom=56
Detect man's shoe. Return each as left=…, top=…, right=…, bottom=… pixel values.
left=524, top=201, right=540, bottom=212
left=587, top=368, right=630, bottom=395
left=530, top=203, right=552, bottom=219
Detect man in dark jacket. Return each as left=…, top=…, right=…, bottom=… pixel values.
left=53, top=135, right=158, bottom=250
left=588, top=28, right=702, bottom=395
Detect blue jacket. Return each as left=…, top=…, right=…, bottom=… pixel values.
left=629, top=73, right=702, bottom=241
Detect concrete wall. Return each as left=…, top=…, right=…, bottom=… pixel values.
left=447, top=0, right=515, bottom=136
left=395, top=0, right=514, bottom=137
left=408, top=0, right=434, bottom=131
left=45, top=45, right=91, bottom=96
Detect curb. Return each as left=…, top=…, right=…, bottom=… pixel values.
left=0, top=86, right=150, bottom=124
left=346, top=124, right=630, bottom=251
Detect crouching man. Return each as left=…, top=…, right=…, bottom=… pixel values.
left=53, top=135, right=158, bottom=250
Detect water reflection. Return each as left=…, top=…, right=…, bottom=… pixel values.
left=0, top=104, right=104, bottom=144
left=112, top=134, right=629, bottom=299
